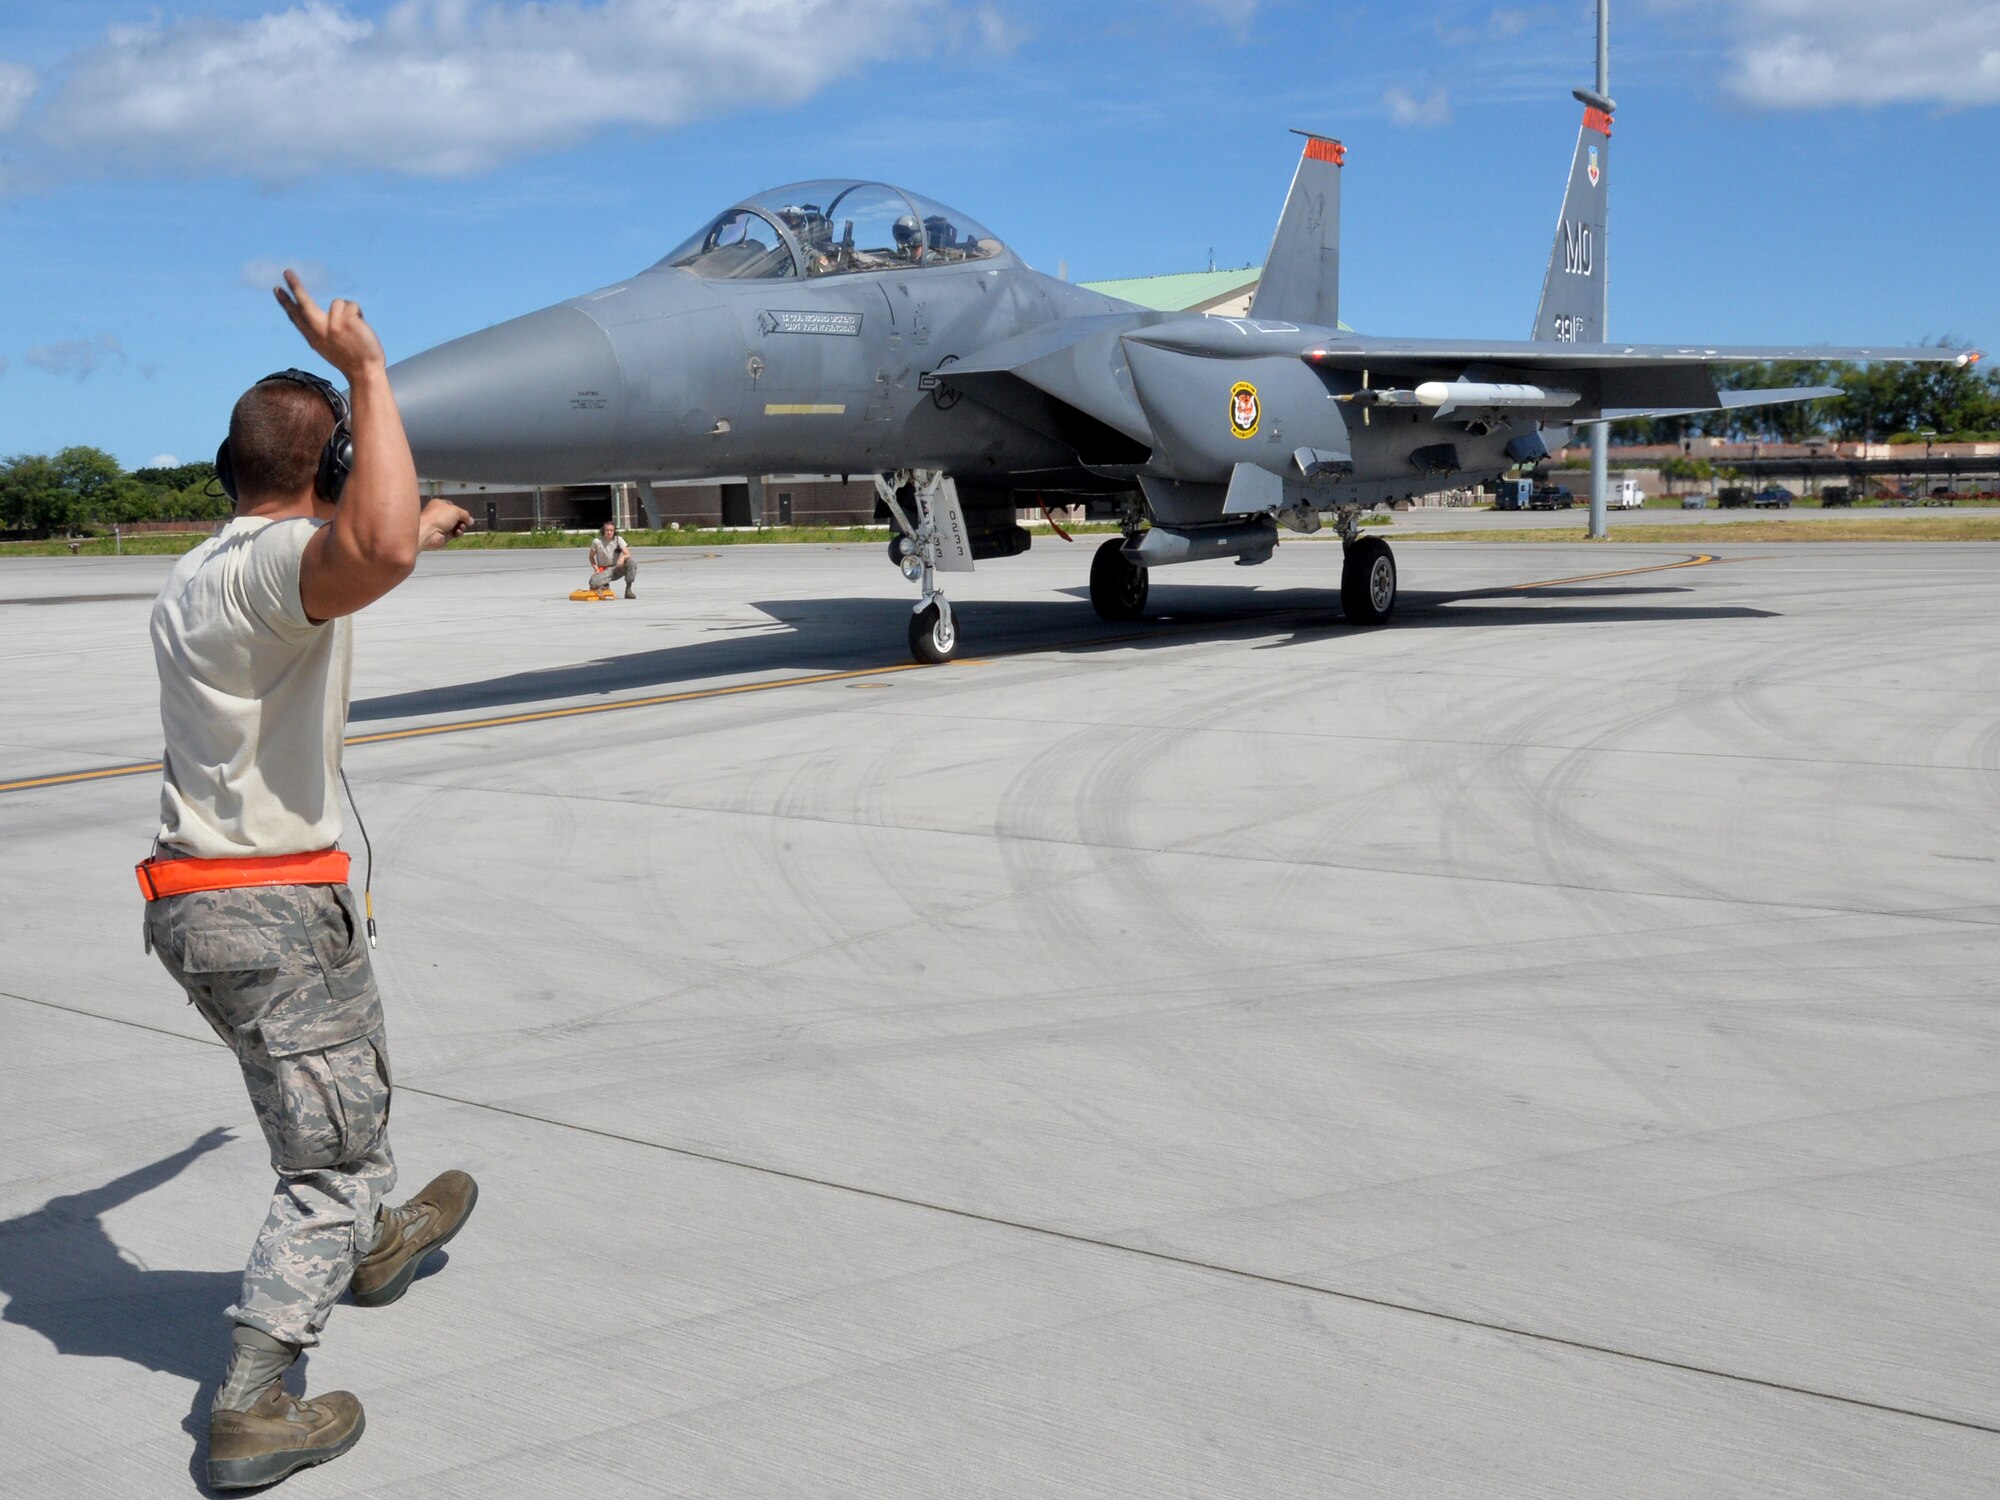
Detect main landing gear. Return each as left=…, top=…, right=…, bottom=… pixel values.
left=878, top=470, right=974, bottom=663
left=1089, top=537, right=1149, bottom=622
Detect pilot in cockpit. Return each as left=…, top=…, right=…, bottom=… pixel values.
left=775, top=204, right=838, bottom=275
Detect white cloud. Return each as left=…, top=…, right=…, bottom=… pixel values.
left=1437, top=6, right=1552, bottom=47
left=1383, top=85, right=1453, bottom=128
left=1664, top=0, right=2000, bottom=110
left=0, top=62, right=34, bottom=131
left=24, top=334, right=125, bottom=380
left=148, top=453, right=181, bottom=467
left=11, top=0, right=953, bottom=183
left=240, top=257, right=334, bottom=293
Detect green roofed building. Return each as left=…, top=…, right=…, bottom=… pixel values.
left=1078, top=267, right=1262, bottom=316
left=1077, top=267, right=1352, bottom=330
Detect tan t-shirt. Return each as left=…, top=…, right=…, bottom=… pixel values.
left=152, top=516, right=352, bottom=858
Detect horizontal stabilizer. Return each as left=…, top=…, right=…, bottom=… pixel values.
left=1248, top=132, right=1343, bottom=328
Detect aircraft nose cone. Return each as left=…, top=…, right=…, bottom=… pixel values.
left=389, top=303, right=625, bottom=483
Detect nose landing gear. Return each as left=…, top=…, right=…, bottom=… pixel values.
left=877, top=470, right=974, bottom=662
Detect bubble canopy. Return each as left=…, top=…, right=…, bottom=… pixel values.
left=657, top=181, right=1003, bottom=281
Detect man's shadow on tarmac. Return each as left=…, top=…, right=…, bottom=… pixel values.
left=0, top=1128, right=418, bottom=1494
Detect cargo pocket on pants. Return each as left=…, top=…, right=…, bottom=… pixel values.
left=273, top=1033, right=391, bottom=1171
left=177, top=925, right=286, bottom=1039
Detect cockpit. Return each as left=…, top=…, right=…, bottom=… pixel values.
left=656, top=181, right=1004, bottom=281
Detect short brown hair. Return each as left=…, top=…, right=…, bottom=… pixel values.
left=227, top=380, right=334, bottom=502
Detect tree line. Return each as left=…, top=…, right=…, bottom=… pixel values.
left=1614, top=341, right=2000, bottom=445
left=0, top=448, right=229, bottom=534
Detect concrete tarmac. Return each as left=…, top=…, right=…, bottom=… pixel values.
left=3, top=536, right=1998, bottom=1496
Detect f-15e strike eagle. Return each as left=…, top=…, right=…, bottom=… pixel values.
left=388, top=90, right=1978, bottom=663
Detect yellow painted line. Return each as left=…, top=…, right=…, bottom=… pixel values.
left=0, top=760, right=166, bottom=793
left=1507, top=553, right=1717, bottom=591
left=0, top=660, right=961, bottom=795
left=763, top=403, right=847, bottom=416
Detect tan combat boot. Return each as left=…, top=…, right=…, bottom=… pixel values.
left=351, top=1169, right=479, bottom=1307
left=208, top=1384, right=364, bottom=1490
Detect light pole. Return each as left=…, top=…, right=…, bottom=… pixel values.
left=1587, top=0, right=1611, bottom=541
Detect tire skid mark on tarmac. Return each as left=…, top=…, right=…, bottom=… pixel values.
left=0, top=551, right=1721, bottom=796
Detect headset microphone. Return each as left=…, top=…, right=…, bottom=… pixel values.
left=215, top=368, right=354, bottom=504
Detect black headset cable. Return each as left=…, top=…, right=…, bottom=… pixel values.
left=339, top=766, right=378, bottom=948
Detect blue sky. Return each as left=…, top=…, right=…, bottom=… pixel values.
left=2, top=0, right=1996, bottom=467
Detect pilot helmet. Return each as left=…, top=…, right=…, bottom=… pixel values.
left=892, top=214, right=923, bottom=248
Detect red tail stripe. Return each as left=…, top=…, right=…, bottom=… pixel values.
left=1583, top=107, right=1613, bottom=136
left=1303, top=138, right=1347, bottom=165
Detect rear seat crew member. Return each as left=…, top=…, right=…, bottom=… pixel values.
left=141, top=270, right=478, bottom=1491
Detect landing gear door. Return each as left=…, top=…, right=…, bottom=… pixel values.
left=919, top=473, right=976, bottom=573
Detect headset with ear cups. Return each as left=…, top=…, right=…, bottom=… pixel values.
left=214, top=368, right=355, bottom=504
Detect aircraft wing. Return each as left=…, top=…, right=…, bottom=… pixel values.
left=1300, top=338, right=1976, bottom=418
left=1121, top=320, right=1980, bottom=369
left=1299, top=338, right=1979, bottom=369
left=1603, top=385, right=1842, bottom=424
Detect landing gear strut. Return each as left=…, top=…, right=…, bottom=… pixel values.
left=877, top=470, right=973, bottom=663
left=1089, top=537, right=1148, bottom=622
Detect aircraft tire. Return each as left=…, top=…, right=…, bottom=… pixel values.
left=1341, top=535, right=1397, bottom=625
left=909, top=602, right=958, bottom=664
left=1089, top=537, right=1149, bottom=622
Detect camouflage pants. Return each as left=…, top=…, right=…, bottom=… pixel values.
left=146, top=882, right=396, bottom=1347
left=589, top=557, right=637, bottom=591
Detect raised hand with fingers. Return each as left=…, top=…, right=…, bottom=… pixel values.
left=273, top=268, right=384, bottom=381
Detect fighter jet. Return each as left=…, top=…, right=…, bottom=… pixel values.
left=388, top=91, right=1978, bottom=663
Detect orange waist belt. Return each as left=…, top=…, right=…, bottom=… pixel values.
left=136, top=849, right=350, bottom=901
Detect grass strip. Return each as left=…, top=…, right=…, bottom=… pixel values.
left=1396, top=516, right=2000, bottom=543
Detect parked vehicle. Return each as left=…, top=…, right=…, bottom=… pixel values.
left=1608, top=478, right=1645, bottom=509
left=1820, top=486, right=1852, bottom=508
left=1528, top=484, right=1575, bottom=510
left=1752, top=487, right=1796, bottom=508
left=1680, top=494, right=1706, bottom=509
left=1491, top=478, right=1535, bottom=511
left=1717, top=486, right=1753, bottom=508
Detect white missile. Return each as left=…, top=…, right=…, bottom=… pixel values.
left=1414, top=381, right=1582, bottom=410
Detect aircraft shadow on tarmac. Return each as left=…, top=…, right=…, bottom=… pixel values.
left=0, top=1128, right=445, bottom=1494
left=351, top=584, right=1776, bottom=723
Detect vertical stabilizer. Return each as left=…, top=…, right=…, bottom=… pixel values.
left=1247, top=132, right=1342, bottom=328
left=1531, top=91, right=1612, bottom=343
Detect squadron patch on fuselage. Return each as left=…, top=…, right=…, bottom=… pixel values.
left=1229, top=381, right=1261, bottom=439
